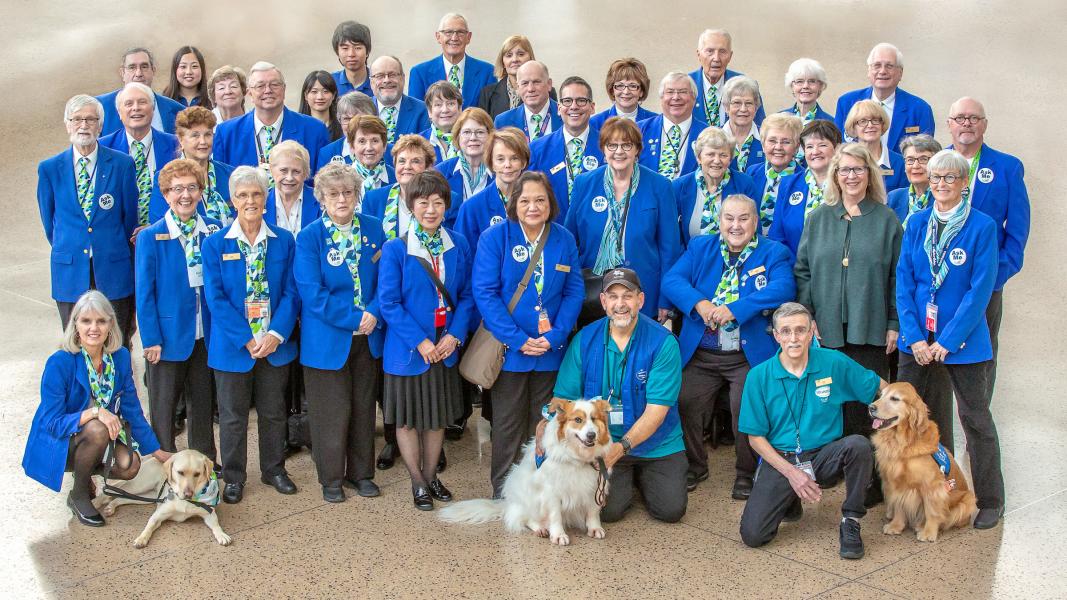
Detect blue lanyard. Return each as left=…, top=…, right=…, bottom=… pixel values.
left=779, top=378, right=806, bottom=458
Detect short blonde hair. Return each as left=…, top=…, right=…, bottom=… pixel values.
left=759, top=113, right=803, bottom=144
left=824, top=143, right=887, bottom=206
left=392, top=134, right=436, bottom=167
left=207, top=65, right=248, bottom=105
left=844, top=100, right=889, bottom=137
left=494, top=35, right=535, bottom=80
left=692, top=127, right=734, bottom=156
left=159, top=158, right=206, bottom=192
left=61, top=290, right=122, bottom=354
left=450, top=107, right=494, bottom=149
left=485, top=127, right=530, bottom=173
left=269, top=140, right=310, bottom=175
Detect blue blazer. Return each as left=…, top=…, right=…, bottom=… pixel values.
left=689, top=68, right=766, bottom=126
left=745, top=161, right=797, bottom=233
left=408, top=55, right=497, bottom=110
left=377, top=96, right=432, bottom=139
left=420, top=127, right=449, bottom=164
left=332, top=69, right=374, bottom=97
left=896, top=207, right=998, bottom=364
left=565, top=165, right=682, bottom=314
left=726, top=126, right=764, bottom=172
left=528, top=127, right=605, bottom=218
left=767, top=169, right=820, bottom=257
left=378, top=229, right=475, bottom=375
left=96, top=89, right=185, bottom=135
left=879, top=150, right=908, bottom=193
left=886, top=187, right=914, bottom=224
left=362, top=185, right=460, bottom=234
left=637, top=115, right=709, bottom=180
left=834, top=87, right=935, bottom=152
left=778, top=104, right=834, bottom=123
left=149, top=160, right=236, bottom=224
left=434, top=156, right=493, bottom=202
left=455, top=183, right=513, bottom=251
left=662, top=234, right=795, bottom=365
left=589, top=105, right=656, bottom=130
left=472, top=221, right=584, bottom=372
left=315, top=138, right=395, bottom=173
left=98, top=128, right=182, bottom=169
left=213, top=108, right=331, bottom=175
left=23, top=348, right=161, bottom=492
left=202, top=224, right=300, bottom=372
left=672, top=168, right=759, bottom=246
left=948, top=143, right=1030, bottom=291
left=37, top=147, right=138, bottom=302
left=135, top=217, right=221, bottom=361
left=493, top=102, right=564, bottom=140
left=264, top=186, right=320, bottom=232
left=294, top=215, right=386, bottom=368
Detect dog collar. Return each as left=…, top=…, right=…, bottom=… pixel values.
left=932, top=443, right=951, bottom=477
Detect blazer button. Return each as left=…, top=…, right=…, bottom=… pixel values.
left=87, top=227, right=93, bottom=233
left=741, top=339, right=747, bottom=345
left=83, top=249, right=89, bottom=254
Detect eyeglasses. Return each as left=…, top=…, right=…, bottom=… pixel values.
left=729, top=99, right=756, bottom=109
left=765, top=137, right=796, bottom=148
left=929, top=174, right=961, bottom=184
left=250, top=82, right=284, bottom=92
left=662, top=88, right=692, bottom=98
left=69, top=117, right=100, bottom=125
left=605, top=142, right=635, bottom=152
left=438, top=29, right=469, bottom=38
left=612, top=82, right=641, bottom=92
left=324, top=189, right=358, bottom=200
left=122, top=63, right=152, bottom=72
left=856, top=117, right=883, bottom=127
left=949, top=115, right=986, bottom=125
left=904, top=156, right=931, bottom=166
left=868, top=62, right=899, bottom=71
left=838, top=166, right=868, bottom=177
left=791, top=78, right=822, bottom=87
left=459, top=129, right=489, bottom=139
left=775, top=326, right=810, bottom=338
left=168, top=184, right=202, bottom=194
left=371, top=72, right=402, bottom=81
left=558, top=97, right=591, bottom=108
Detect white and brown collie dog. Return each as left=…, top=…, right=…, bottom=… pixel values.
left=439, top=398, right=613, bottom=545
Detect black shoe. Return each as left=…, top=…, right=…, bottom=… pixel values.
left=863, top=481, right=884, bottom=508
left=437, top=450, right=447, bottom=473
left=445, top=422, right=465, bottom=441
left=428, top=479, right=453, bottom=502
left=66, top=494, right=104, bottom=527
left=783, top=496, right=803, bottom=522
left=685, top=470, right=709, bottom=492
left=222, top=482, right=244, bottom=504
left=839, top=518, right=865, bottom=559
left=173, top=416, right=186, bottom=435
left=376, top=443, right=397, bottom=470
left=413, top=486, right=434, bottom=511
left=731, top=476, right=753, bottom=500
left=343, top=478, right=381, bottom=498
left=261, top=473, right=297, bottom=495
left=973, top=506, right=1004, bottom=530
left=322, top=485, right=346, bottom=503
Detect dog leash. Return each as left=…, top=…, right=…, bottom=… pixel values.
left=99, top=440, right=217, bottom=513
left=592, top=457, right=609, bottom=507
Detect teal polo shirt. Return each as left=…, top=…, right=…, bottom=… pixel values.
left=554, top=329, right=684, bottom=458
left=739, top=347, right=881, bottom=453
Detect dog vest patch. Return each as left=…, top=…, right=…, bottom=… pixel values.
left=932, top=443, right=951, bottom=477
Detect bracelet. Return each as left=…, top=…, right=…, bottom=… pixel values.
left=92, top=405, right=100, bottom=419
left=620, top=436, right=632, bottom=455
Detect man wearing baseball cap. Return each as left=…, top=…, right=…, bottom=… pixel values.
left=543, top=267, right=687, bottom=523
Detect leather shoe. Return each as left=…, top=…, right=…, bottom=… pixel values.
left=261, top=473, right=297, bottom=495
left=222, top=482, right=244, bottom=504
left=731, top=476, right=753, bottom=500
left=343, top=478, right=381, bottom=498
left=445, top=422, right=465, bottom=441
left=376, top=443, right=397, bottom=470
left=67, top=494, right=104, bottom=527
left=437, top=450, right=447, bottom=473
left=413, top=486, right=434, bottom=511
left=973, top=506, right=1003, bottom=529
left=428, top=479, right=453, bottom=502
left=783, top=496, right=803, bottom=522
left=686, top=470, right=709, bottom=492
left=322, top=485, right=346, bottom=503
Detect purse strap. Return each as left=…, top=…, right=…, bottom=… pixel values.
left=507, top=225, right=550, bottom=314
left=404, top=234, right=455, bottom=310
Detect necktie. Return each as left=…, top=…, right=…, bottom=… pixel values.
left=530, top=114, right=544, bottom=140
left=448, top=64, right=461, bottom=88
left=705, top=85, right=721, bottom=127
left=76, top=157, right=93, bottom=220
left=382, top=106, right=398, bottom=143
left=132, top=140, right=151, bottom=226
left=237, top=238, right=270, bottom=337
left=383, top=185, right=401, bottom=239
left=567, top=138, right=584, bottom=193
left=262, top=125, right=276, bottom=189
left=658, top=124, right=682, bottom=179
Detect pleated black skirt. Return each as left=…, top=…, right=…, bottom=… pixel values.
left=383, top=363, right=463, bottom=431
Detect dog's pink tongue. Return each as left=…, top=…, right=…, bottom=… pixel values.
left=872, top=418, right=884, bottom=429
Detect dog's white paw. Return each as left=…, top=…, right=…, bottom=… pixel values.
left=587, top=526, right=605, bottom=539
left=550, top=532, right=570, bottom=546
left=132, top=535, right=150, bottom=549
left=883, top=523, right=904, bottom=535
left=101, top=504, right=115, bottom=517
left=214, top=531, right=232, bottom=546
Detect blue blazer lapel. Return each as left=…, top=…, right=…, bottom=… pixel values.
left=443, top=242, right=461, bottom=299
left=281, top=108, right=300, bottom=143
left=89, top=150, right=116, bottom=223
left=970, top=144, right=993, bottom=210
left=72, top=354, right=90, bottom=400
left=59, top=148, right=78, bottom=207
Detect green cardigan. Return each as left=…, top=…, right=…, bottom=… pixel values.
left=794, top=198, right=902, bottom=348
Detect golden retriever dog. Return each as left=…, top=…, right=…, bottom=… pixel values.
left=869, top=382, right=977, bottom=541
left=95, top=449, right=231, bottom=548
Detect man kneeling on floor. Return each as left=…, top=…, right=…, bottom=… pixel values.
left=544, top=268, right=687, bottom=523
left=738, top=302, right=887, bottom=559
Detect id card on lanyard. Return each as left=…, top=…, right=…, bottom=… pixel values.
left=780, top=379, right=815, bottom=480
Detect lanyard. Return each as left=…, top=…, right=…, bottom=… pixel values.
left=662, top=123, right=692, bottom=168
left=604, top=324, right=634, bottom=404
left=254, top=126, right=282, bottom=164
left=429, top=253, right=444, bottom=308
left=779, top=378, right=806, bottom=458
left=530, top=110, right=550, bottom=137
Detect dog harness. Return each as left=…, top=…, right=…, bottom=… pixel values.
left=932, top=443, right=951, bottom=477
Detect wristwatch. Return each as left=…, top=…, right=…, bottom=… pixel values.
left=91, top=406, right=100, bottom=419
left=620, top=436, right=632, bottom=455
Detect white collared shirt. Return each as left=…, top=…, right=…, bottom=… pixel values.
left=126, top=129, right=157, bottom=178
left=406, top=227, right=455, bottom=283
left=723, top=120, right=760, bottom=147
left=563, top=127, right=590, bottom=149
left=377, top=95, right=403, bottom=116
left=254, top=111, right=285, bottom=163
left=452, top=158, right=488, bottom=198
left=165, top=211, right=211, bottom=340
left=525, top=102, right=553, bottom=137
left=71, top=144, right=99, bottom=186
left=614, top=106, right=638, bottom=121
left=661, top=116, right=694, bottom=169
left=877, top=138, right=892, bottom=169
left=224, top=219, right=284, bottom=343
left=150, top=99, right=163, bottom=132
left=703, top=72, right=727, bottom=125
left=396, top=191, right=414, bottom=236
left=274, top=193, right=304, bottom=237
left=872, top=90, right=896, bottom=143
left=442, top=55, right=466, bottom=85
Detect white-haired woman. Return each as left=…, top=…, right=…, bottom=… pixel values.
left=780, top=58, right=834, bottom=124
left=265, top=140, right=320, bottom=237
left=745, top=113, right=803, bottom=235
left=721, top=77, right=763, bottom=173
left=23, top=291, right=169, bottom=526
left=672, top=127, right=759, bottom=246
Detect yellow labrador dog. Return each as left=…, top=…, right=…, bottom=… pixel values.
left=96, top=449, right=230, bottom=548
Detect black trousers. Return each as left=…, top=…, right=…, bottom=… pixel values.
left=986, top=290, right=1003, bottom=389
left=146, top=338, right=216, bottom=460
left=602, top=451, right=688, bottom=524
left=303, top=335, right=379, bottom=487
left=678, top=349, right=755, bottom=479
left=838, top=344, right=888, bottom=437
left=489, top=370, right=556, bottom=496
left=215, top=358, right=290, bottom=484
left=896, top=353, right=1004, bottom=509
left=740, top=435, right=873, bottom=548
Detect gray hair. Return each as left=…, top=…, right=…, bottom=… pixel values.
left=692, top=126, right=734, bottom=156
left=696, top=28, right=732, bottom=50
left=313, top=162, right=364, bottom=204
left=721, top=193, right=758, bottom=218
left=722, top=76, right=761, bottom=108
left=229, top=165, right=269, bottom=196
left=61, top=290, right=122, bottom=354
left=337, top=91, right=377, bottom=118
left=268, top=140, right=310, bottom=174
left=657, top=71, right=697, bottom=98
left=438, top=12, right=469, bottom=30
left=772, top=302, right=812, bottom=330
left=784, top=58, right=828, bottom=88
left=249, top=61, right=285, bottom=85
left=926, top=149, right=969, bottom=179
left=866, top=42, right=903, bottom=68
left=116, top=81, right=156, bottom=111
left=64, top=94, right=104, bottom=122
left=371, top=54, right=406, bottom=76
left=898, top=134, right=942, bottom=156
left=121, top=46, right=155, bottom=68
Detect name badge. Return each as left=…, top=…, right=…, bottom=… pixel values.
left=549, top=161, right=566, bottom=175
left=245, top=300, right=270, bottom=321
left=555, top=264, right=571, bottom=273
left=609, top=409, right=624, bottom=425
left=925, top=302, right=939, bottom=332
left=747, top=266, right=765, bottom=276
left=882, top=168, right=894, bottom=176
left=815, top=377, right=832, bottom=386
left=98, top=194, right=115, bottom=210
left=905, top=126, right=920, bottom=133
left=372, top=249, right=381, bottom=263
left=537, top=310, right=552, bottom=335
left=222, top=253, right=241, bottom=261
left=155, top=233, right=171, bottom=241
left=187, top=264, right=204, bottom=288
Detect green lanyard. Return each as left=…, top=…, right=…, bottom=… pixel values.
left=604, top=324, right=634, bottom=407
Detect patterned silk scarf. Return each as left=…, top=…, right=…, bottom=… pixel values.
left=923, top=199, right=971, bottom=296
left=593, top=166, right=640, bottom=275
left=697, top=169, right=732, bottom=234
left=236, top=235, right=269, bottom=336
left=759, top=160, right=798, bottom=233
left=323, top=214, right=364, bottom=307
left=711, top=236, right=759, bottom=331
